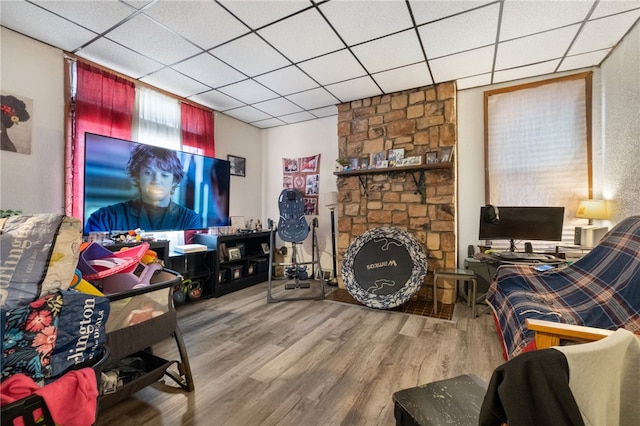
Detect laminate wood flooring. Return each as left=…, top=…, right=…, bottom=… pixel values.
left=96, top=283, right=505, bottom=426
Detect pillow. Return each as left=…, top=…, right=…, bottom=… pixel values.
left=0, top=214, right=82, bottom=310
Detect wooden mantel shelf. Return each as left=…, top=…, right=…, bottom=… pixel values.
left=333, top=162, right=453, bottom=177
left=333, top=162, right=453, bottom=202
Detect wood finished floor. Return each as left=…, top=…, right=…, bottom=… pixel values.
left=96, top=282, right=505, bottom=426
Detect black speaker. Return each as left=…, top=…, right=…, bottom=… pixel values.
left=524, top=242, right=533, bottom=253
left=467, top=244, right=475, bottom=257
left=574, top=227, right=582, bottom=245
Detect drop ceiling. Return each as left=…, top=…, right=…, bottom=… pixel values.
left=2, top=0, right=639, bottom=129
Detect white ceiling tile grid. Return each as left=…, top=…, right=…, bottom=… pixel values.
left=1, top=0, right=638, bottom=129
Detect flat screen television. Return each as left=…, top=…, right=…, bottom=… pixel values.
left=83, top=132, right=230, bottom=234
left=478, top=206, right=565, bottom=251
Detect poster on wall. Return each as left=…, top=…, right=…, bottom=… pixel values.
left=282, top=154, right=321, bottom=215
left=1, top=91, right=33, bottom=154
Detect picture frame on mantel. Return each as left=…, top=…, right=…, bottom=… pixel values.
left=439, top=147, right=453, bottom=163
left=228, top=155, right=246, bottom=177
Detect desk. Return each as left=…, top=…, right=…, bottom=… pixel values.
left=464, top=254, right=566, bottom=317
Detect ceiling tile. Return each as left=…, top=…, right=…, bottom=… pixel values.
left=495, top=25, right=580, bottom=70
left=373, top=62, right=432, bottom=94
left=254, top=66, right=319, bottom=95
left=251, top=118, right=287, bottom=129
left=319, top=0, right=413, bottom=46
left=351, top=30, right=424, bottom=74
left=142, top=0, right=249, bottom=50
left=492, top=60, right=561, bottom=85
left=325, top=76, right=382, bottom=103
left=410, top=1, right=494, bottom=25
left=172, top=53, right=245, bottom=88
left=286, top=87, right=340, bottom=110
left=559, top=50, right=612, bottom=72
left=219, top=0, right=311, bottom=29
left=36, top=0, right=136, bottom=34
left=419, top=3, right=500, bottom=59
left=258, top=8, right=345, bottom=63
left=104, top=14, right=201, bottom=65
left=456, top=73, right=492, bottom=90
left=570, top=11, right=640, bottom=55
left=591, top=1, right=640, bottom=19
left=298, top=50, right=366, bottom=85
left=217, top=79, right=279, bottom=104
left=0, top=1, right=98, bottom=52
left=500, top=1, right=592, bottom=41
left=278, top=111, right=317, bottom=124
left=224, top=106, right=271, bottom=123
left=253, top=98, right=303, bottom=116
left=189, top=90, right=244, bottom=111
left=79, top=38, right=163, bottom=79
left=309, top=105, right=338, bottom=118
left=429, top=46, right=494, bottom=83
left=2, top=0, right=633, bottom=128
left=210, top=33, right=290, bottom=77
left=121, top=0, right=155, bottom=9
left=140, top=67, right=210, bottom=98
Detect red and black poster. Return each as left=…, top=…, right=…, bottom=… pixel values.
left=282, top=154, right=321, bottom=215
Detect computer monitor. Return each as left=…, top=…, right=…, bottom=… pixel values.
left=478, top=206, right=565, bottom=251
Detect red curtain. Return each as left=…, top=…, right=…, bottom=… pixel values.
left=181, top=102, right=215, bottom=157
left=67, top=61, right=134, bottom=220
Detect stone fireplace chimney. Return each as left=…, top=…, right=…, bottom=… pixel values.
left=335, top=82, right=457, bottom=304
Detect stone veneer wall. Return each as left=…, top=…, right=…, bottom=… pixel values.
left=336, top=82, right=457, bottom=304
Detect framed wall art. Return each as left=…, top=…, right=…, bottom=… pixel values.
left=228, top=155, right=246, bottom=177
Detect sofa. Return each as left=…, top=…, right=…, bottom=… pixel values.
left=486, top=215, right=640, bottom=360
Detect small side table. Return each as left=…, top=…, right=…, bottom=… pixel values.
left=433, top=268, right=478, bottom=317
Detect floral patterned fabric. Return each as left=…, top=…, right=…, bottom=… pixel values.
left=1, top=293, right=62, bottom=384
left=1, top=290, right=110, bottom=384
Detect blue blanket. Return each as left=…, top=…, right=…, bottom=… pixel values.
left=487, top=215, right=640, bottom=359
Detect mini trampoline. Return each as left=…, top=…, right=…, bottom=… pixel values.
left=341, top=227, right=427, bottom=309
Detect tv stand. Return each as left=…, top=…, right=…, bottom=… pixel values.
left=508, top=239, right=517, bottom=252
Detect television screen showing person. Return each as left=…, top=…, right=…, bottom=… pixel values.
left=84, top=144, right=202, bottom=233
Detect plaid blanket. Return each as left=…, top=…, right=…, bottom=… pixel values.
left=487, top=215, right=640, bottom=359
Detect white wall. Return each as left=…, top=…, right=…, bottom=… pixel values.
left=0, top=28, right=65, bottom=214
left=600, top=20, right=640, bottom=221
left=213, top=112, right=263, bottom=222
left=261, top=116, right=339, bottom=274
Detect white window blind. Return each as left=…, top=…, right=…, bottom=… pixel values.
left=133, top=86, right=181, bottom=149
left=486, top=75, right=590, bottom=250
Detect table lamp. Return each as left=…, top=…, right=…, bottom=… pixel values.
left=575, top=200, right=611, bottom=247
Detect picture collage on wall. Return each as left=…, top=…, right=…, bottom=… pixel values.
left=282, top=154, right=321, bottom=215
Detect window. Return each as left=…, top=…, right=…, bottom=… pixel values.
left=484, top=72, right=592, bottom=249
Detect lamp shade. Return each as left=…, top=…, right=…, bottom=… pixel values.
left=324, top=191, right=338, bottom=208
left=576, top=200, right=611, bottom=220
